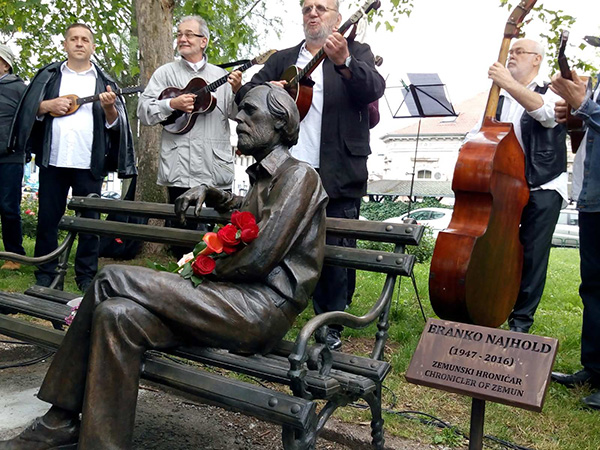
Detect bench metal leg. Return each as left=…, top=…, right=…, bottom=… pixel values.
left=364, top=385, right=385, bottom=449
left=282, top=425, right=317, bottom=450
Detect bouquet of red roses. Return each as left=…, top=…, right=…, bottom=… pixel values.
left=151, top=210, right=259, bottom=287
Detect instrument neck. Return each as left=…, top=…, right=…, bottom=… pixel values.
left=76, top=86, right=140, bottom=106
left=484, top=38, right=512, bottom=119
left=193, top=59, right=255, bottom=95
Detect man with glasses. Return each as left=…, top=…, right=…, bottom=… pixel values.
left=466, top=38, right=567, bottom=334
left=138, top=15, right=242, bottom=256
left=235, top=0, right=385, bottom=350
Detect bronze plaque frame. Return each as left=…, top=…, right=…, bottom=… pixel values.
left=406, top=319, right=558, bottom=412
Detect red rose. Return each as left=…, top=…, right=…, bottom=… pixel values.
left=191, top=254, right=216, bottom=276
left=222, top=245, right=238, bottom=255
left=240, top=224, right=259, bottom=244
left=231, top=211, right=256, bottom=230
left=217, top=224, right=241, bottom=247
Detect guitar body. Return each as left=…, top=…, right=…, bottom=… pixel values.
left=158, top=78, right=217, bottom=134
left=49, top=94, right=81, bottom=117
left=280, top=65, right=314, bottom=121
left=429, top=118, right=529, bottom=327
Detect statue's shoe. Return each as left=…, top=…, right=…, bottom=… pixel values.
left=0, top=416, right=79, bottom=450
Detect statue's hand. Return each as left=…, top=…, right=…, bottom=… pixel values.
left=174, top=185, right=208, bottom=224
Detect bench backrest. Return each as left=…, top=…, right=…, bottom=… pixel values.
left=64, top=197, right=424, bottom=277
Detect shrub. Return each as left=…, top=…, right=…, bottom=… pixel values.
left=20, top=196, right=39, bottom=239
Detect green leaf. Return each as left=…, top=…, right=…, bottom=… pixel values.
left=167, top=261, right=180, bottom=272
left=180, top=263, right=193, bottom=279
left=148, top=260, right=169, bottom=272
left=191, top=275, right=204, bottom=287
left=193, top=241, right=207, bottom=256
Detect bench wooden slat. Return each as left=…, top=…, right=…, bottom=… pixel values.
left=24, top=285, right=81, bottom=305
left=59, top=217, right=416, bottom=275
left=0, top=292, right=70, bottom=323
left=142, top=354, right=317, bottom=429
left=67, top=197, right=424, bottom=245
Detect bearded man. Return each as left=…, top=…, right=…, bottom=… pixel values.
left=236, top=0, right=385, bottom=350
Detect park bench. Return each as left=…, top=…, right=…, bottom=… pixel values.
left=0, top=195, right=424, bottom=450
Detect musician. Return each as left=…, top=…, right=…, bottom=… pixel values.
left=0, top=45, right=27, bottom=271
left=467, top=38, right=567, bottom=333
left=549, top=65, right=600, bottom=409
left=137, top=15, right=242, bottom=255
left=8, top=23, right=136, bottom=292
left=235, top=0, right=385, bottom=350
left=0, top=84, right=328, bottom=449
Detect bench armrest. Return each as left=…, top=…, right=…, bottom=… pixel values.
left=0, top=232, right=77, bottom=266
left=288, top=272, right=397, bottom=398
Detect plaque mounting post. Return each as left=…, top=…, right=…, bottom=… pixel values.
left=468, top=398, right=485, bottom=450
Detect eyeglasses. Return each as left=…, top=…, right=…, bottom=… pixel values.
left=508, top=49, right=538, bottom=56
left=301, top=4, right=337, bottom=15
left=176, top=31, right=205, bottom=40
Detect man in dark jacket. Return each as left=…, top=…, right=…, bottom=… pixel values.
left=236, top=0, right=385, bottom=350
left=9, top=23, right=136, bottom=291
left=0, top=44, right=27, bottom=270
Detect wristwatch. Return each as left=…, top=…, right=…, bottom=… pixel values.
left=334, top=55, right=352, bottom=71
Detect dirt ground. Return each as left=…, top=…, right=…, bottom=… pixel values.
left=0, top=336, right=436, bottom=450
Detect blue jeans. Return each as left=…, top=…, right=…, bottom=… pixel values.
left=579, top=211, right=600, bottom=376
left=0, top=163, right=25, bottom=255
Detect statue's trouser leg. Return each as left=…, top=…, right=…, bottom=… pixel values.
left=37, top=264, right=294, bottom=448
left=78, top=298, right=178, bottom=449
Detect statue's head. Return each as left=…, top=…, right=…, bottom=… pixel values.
left=235, top=84, right=300, bottom=160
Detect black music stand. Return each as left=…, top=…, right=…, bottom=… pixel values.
left=383, top=73, right=456, bottom=213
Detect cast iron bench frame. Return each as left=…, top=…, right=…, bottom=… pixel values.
left=0, top=196, right=424, bottom=450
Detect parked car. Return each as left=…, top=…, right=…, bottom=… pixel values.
left=384, top=207, right=452, bottom=237
left=101, top=190, right=121, bottom=200
left=552, top=208, right=579, bottom=248
left=22, top=185, right=39, bottom=197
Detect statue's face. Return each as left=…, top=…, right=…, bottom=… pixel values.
left=235, top=86, right=278, bottom=158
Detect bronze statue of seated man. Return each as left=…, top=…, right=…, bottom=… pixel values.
left=0, top=84, right=328, bottom=450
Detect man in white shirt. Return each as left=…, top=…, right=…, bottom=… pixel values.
left=468, top=38, right=567, bottom=333
left=9, top=23, right=136, bottom=292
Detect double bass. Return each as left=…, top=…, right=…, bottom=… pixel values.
left=428, top=1, right=535, bottom=327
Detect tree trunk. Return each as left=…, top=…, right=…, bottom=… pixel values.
left=135, top=0, right=175, bottom=256
left=134, top=0, right=175, bottom=203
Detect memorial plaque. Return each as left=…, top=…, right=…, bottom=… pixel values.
left=406, top=319, right=558, bottom=412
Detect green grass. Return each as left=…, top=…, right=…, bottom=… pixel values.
left=0, top=241, right=597, bottom=449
